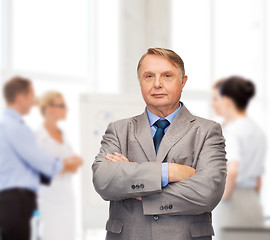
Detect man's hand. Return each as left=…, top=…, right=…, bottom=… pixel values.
left=61, top=156, right=83, bottom=173
left=168, top=163, right=196, bottom=182
left=105, top=152, right=130, bottom=162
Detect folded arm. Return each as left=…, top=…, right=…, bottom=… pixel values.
left=92, top=122, right=163, bottom=201
left=105, top=153, right=196, bottom=200
left=142, top=123, right=227, bottom=216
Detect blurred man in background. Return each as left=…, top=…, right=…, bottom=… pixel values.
left=0, top=76, right=82, bottom=240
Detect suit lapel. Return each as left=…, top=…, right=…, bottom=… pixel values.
left=133, top=109, right=156, bottom=162
left=156, top=105, right=196, bottom=163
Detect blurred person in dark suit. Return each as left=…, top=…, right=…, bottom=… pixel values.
left=0, top=76, right=82, bottom=240
left=212, top=76, right=266, bottom=239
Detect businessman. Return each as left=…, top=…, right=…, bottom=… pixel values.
left=92, top=48, right=227, bottom=240
left=0, top=76, right=82, bottom=240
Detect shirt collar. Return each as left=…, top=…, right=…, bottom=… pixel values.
left=147, top=102, right=182, bottom=127
left=3, top=107, right=24, bottom=124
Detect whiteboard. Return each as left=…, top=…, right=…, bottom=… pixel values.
left=79, top=94, right=145, bottom=231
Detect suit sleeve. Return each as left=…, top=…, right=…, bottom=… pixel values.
left=142, top=122, right=227, bottom=215
left=92, top=122, right=162, bottom=201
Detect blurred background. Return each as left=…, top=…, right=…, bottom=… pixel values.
left=0, top=0, right=269, bottom=239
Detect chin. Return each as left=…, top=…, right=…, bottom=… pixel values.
left=149, top=96, right=167, bottom=103
left=149, top=102, right=170, bottom=109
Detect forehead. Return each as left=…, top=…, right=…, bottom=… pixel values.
left=51, top=94, right=62, bottom=101
left=140, top=55, right=181, bottom=74
left=54, top=95, right=65, bottom=103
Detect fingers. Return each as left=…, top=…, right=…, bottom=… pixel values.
left=76, top=157, right=83, bottom=166
left=71, top=156, right=83, bottom=166
left=69, top=156, right=83, bottom=172
left=114, top=152, right=129, bottom=162
left=105, top=152, right=130, bottom=162
left=105, top=154, right=122, bottom=162
left=185, top=165, right=196, bottom=177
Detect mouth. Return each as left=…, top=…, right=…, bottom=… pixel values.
left=151, top=93, right=167, bottom=98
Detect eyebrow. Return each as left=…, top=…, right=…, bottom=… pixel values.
left=143, top=70, right=175, bottom=75
left=162, top=71, right=174, bottom=75
left=142, top=71, right=155, bottom=75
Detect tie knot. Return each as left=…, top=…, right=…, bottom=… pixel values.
left=154, top=119, right=170, bottom=130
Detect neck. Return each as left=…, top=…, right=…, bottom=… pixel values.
left=43, top=117, right=58, bottom=132
left=147, top=102, right=180, bottom=118
left=225, top=109, right=247, bottom=123
left=7, top=104, right=24, bottom=115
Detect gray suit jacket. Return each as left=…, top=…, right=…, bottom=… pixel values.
left=92, top=104, right=227, bottom=240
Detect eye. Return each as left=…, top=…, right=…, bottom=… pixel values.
left=145, top=74, right=154, bottom=80
left=165, top=74, right=171, bottom=78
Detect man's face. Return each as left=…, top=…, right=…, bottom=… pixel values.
left=18, top=84, right=36, bottom=115
left=138, top=54, right=187, bottom=115
left=211, top=88, right=223, bottom=116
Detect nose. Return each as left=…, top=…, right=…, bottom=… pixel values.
left=153, top=75, right=163, bottom=88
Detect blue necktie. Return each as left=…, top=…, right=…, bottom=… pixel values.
left=153, top=119, right=170, bottom=153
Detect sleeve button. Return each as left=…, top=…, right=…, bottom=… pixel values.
left=140, top=184, right=144, bottom=189
left=131, top=185, right=135, bottom=189
left=160, top=206, right=164, bottom=210
left=169, top=205, right=173, bottom=209
left=135, top=184, right=140, bottom=189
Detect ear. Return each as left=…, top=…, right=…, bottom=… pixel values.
left=15, top=93, right=24, bottom=104
left=181, top=75, right=188, bottom=88
left=223, top=96, right=232, bottom=107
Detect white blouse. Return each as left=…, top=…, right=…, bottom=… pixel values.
left=223, top=117, right=266, bottom=188
left=36, top=125, right=76, bottom=240
left=36, top=125, right=75, bottom=203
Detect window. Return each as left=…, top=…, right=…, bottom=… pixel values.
left=90, top=0, right=120, bottom=93
left=213, top=0, right=264, bottom=98
left=12, top=0, right=89, bottom=78
left=171, top=0, right=212, bottom=91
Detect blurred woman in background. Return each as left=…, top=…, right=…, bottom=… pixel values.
left=36, top=91, right=82, bottom=240
left=212, top=76, right=266, bottom=239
